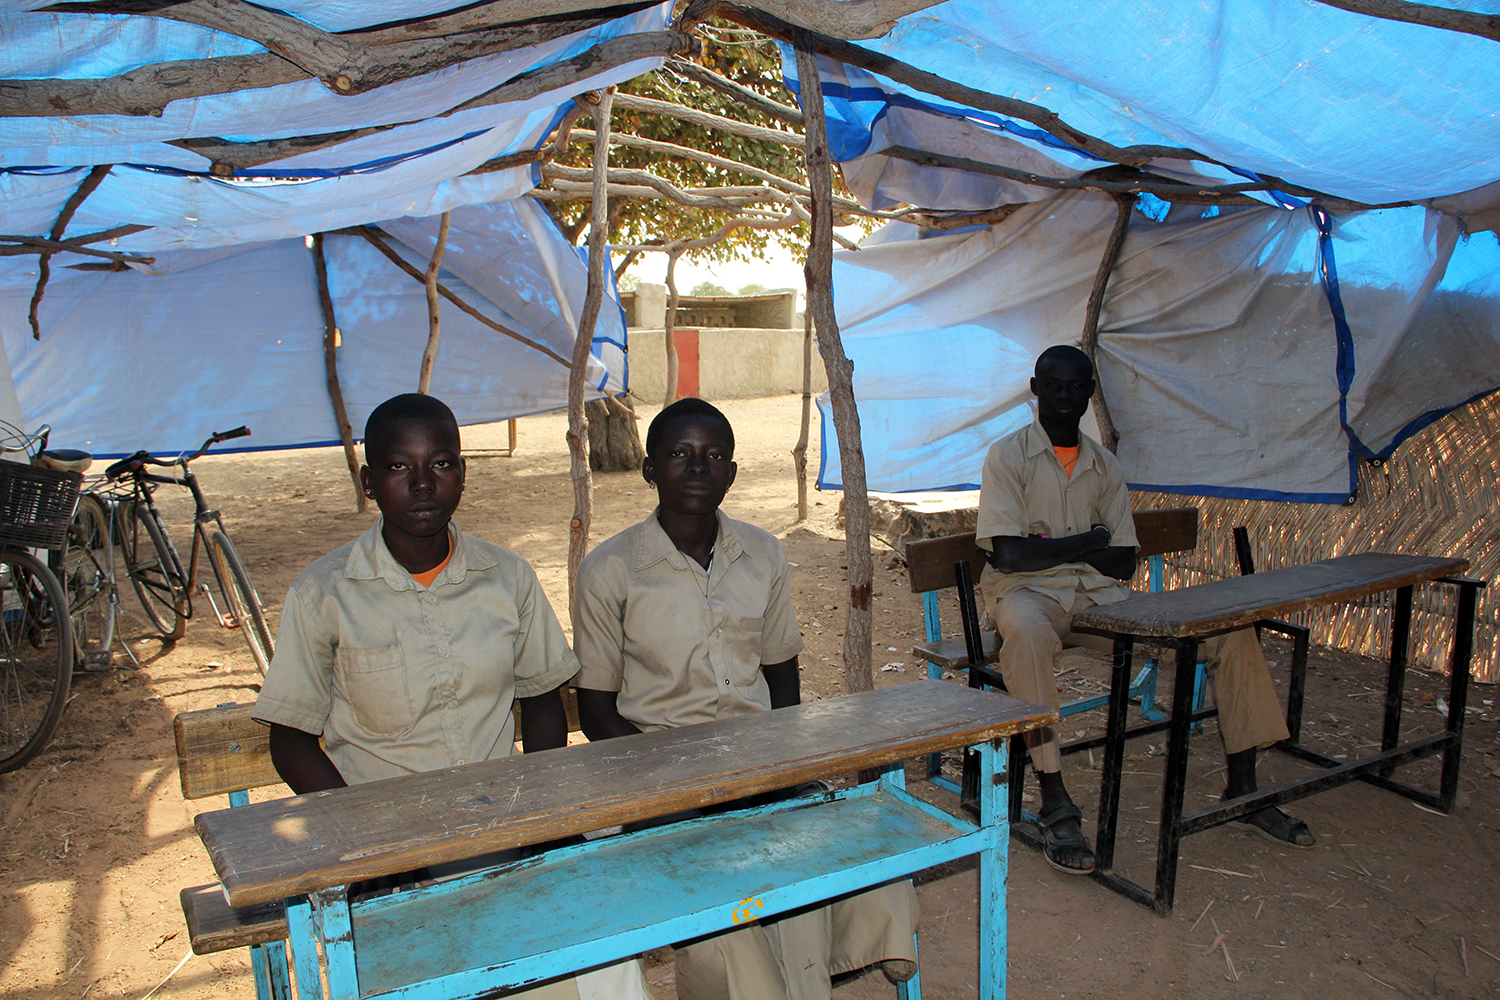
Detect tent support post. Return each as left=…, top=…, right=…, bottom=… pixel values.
left=793, top=304, right=813, bottom=521
left=418, top=211, right=451, bottom=395
left=567, top=86, right=615, bottom=605
left=29, top=164, right=112, bottom=339
left=311, top=233, right=366, bottom=513
left=795, top=31, right=875, bottom=698
left=1079, top=193, right=1134, bottom=453
left=663, top=249, right=682, bottom=406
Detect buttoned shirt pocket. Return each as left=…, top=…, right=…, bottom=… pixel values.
left=721, top=614, right=767, bottom=686
left=333, top=643, right=417, bottom=737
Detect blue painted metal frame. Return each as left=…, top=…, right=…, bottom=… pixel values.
left=277, top=749, right=1010, bottom=1000
left=921, top=552, right=1207, bottom=795
left=227, top=789, right=295, bottom=1000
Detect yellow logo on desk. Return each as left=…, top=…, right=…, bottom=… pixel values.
left=731, top=897, right=764, bottom=924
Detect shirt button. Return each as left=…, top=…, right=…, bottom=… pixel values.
left=455, top=759, right=466, bottom=766
left=441, top=650, right=450, bottom=658
left=724, top=679, right=730, bottom=685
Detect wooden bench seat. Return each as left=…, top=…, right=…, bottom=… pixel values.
left=180, top=884, right=288, bottom=955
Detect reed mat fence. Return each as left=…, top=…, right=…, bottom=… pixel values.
left=1132, top=393, right=1499, bottom=684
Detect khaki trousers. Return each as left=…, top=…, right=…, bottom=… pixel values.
left=992, top=589, right=1290, bottom=773
left=673, top=880, right=919, bottom=1000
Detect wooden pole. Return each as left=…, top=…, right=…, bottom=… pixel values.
left=418, top=210, right=451, bottom=394
left=794, top=32, right=875, bottom=697
left=663, top=249, right=682, bottom=406
left=792, top=302, right=813, bottom=520
left=1077, top=193, right=1134, bottom=453
left=566, top=87, right=614, bottom=606
left=311, top=234, right=366, bottom=513
left=29, top=164, right=113, bottom=339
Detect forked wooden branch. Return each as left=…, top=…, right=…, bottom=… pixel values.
left=611, top=93, right=805, bottom=149
left=666, top=58, right=806, bottom=127
left=349, top=226, right=570, bottom=368
left=1078, top=193, right=1135, bottom=453
left=28, top=164, right=112, bottom=339
left=418, top=211, right=451, bottom=395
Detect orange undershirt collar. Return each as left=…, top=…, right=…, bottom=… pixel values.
left=410, top=539, right=453, bottom=588
left=1053, top=444, right=1081, bottom=479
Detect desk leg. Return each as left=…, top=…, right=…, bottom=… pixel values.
left=978, top=738, right=1007, bottom=1000
left=1093, top=633, right=1135, bottom=873
left=1152, top=639, right=1199, bottom=916
left=1440, top=580, right=1482, bottom=810
left=896, top=933, right=923, bottom=1000
left=310, top=888, right=359, bottom=1000
left=283, top=896, right=325, bottom=1000
left=251, top=940, right=292, bottom=1000
left=1380, top=586, right=1414, bottom=778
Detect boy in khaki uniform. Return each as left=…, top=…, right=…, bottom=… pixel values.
left=254, top=393, right=653, bottom=1000
left=977, top=346, right=1314, bottom=875
left=573, top=398, right=918, bottom=1000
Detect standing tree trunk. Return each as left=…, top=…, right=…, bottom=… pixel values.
left=567, top=88, right=615, bottom=606
left=795, top=33, right=875, bottom=697
left=792, top=304, right=814, bottom=520
left=663, top=248, right=682, bottom=406
left=587, top=395, right=645, bottom=472
left=312, top=234, right=366, bottom=512
left=418, top=211, right=451, bottom=394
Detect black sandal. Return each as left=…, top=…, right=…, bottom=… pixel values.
left=1223, top=789, right=1316, bottom=849
left=1036, top=803, right=1096, bottom=874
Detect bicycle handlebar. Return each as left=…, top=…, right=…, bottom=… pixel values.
left=103, top=426, right=253, bottom=480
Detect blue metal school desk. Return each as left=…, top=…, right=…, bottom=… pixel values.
left=194, top=681, right=1056, bottom=1000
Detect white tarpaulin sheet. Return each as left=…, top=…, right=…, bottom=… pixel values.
left=820, top=193, right=1500, bottom=501
left=0, top=198, right=624, bottom=457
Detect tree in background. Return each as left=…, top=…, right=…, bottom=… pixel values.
left=690, top=281, right=731, bottom=296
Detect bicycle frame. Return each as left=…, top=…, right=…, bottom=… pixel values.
left=126, top=465, right=233, bottom=624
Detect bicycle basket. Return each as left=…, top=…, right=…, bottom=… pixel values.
left=0, top=460, right=83, bottom=550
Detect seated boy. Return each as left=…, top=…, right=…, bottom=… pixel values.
left=253, top=392, right=653, bottom=1000
left=573, top=397, right=919, bottom=1000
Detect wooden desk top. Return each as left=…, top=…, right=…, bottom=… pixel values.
left=1072, top=552, right=1468, bottom=639
left=197, top=681, right=1054, bottom=907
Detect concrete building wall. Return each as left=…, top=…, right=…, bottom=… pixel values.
left=627, top=327, right=827, bottom=403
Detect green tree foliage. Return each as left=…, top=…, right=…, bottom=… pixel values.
left=690, top=281, right=731, bottom=296
left=738, top=282, right=768, bottom=295
left=550, top=22, right=809, bottom=264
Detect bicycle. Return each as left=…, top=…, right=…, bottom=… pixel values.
left=105, top=427, right=275, bottom=675
left=0, top=425, right=80, bottom=773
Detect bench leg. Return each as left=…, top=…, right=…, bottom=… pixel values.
left=895, top=931, right=923, bottom=1000
left=977, top=738, right=1007, bottom=1000
left=251, top=940, right=293, bottom=1000
left=310, top=888, right=359, bottom=1000
left=283, top=896, right=325, bottom=1000
left=923, top=591, right=944, bottom=780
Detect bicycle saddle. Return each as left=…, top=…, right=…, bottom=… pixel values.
left=37, top=449, right=93, bottom=473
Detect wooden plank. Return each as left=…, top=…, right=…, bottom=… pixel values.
left=353, top=790, right=967, bottom=995
left=180, top=884, right=287, bottom=955
left=1134, top=507, right=1198, bottom=559
left=1073, top=553, right=1469, bottom=638
left=912, top=632, right=999, bottom=669
left=175, top=704, right=283, bottom=801
left=198, top=682, right=1055, bottom=907
left=905, top=533, right=985, bottom=594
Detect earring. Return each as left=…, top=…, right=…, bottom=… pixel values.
left=364, top=489, right=374, bottom=497
left=648, top=482, right=656, bottom=490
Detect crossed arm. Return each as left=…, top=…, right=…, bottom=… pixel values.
left=987, top=526, right=1137, bottom=581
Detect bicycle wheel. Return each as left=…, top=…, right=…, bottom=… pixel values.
left=118, top=500, right=186, bottom=639
left=207, top=531, right=274, bottom=675
left=0, top=550, right=73, bottom=773
left=61, top=494, right=115, bottom=669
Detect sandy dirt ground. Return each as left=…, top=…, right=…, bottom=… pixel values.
left=3, top=394, right=1498, bottom=1000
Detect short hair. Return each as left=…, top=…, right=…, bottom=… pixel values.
left=363, top=393, right=460, bottom=460
left=645, top=397, right=734, bottom=459
left=1035, top=344, right=1094, bottom=378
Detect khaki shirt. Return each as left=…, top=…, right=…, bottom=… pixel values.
left=253, top=519, right=578, bottom=785
left=572, top=509, right=805, bottom=731
left=975, top=416, right=1139, bottom=609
